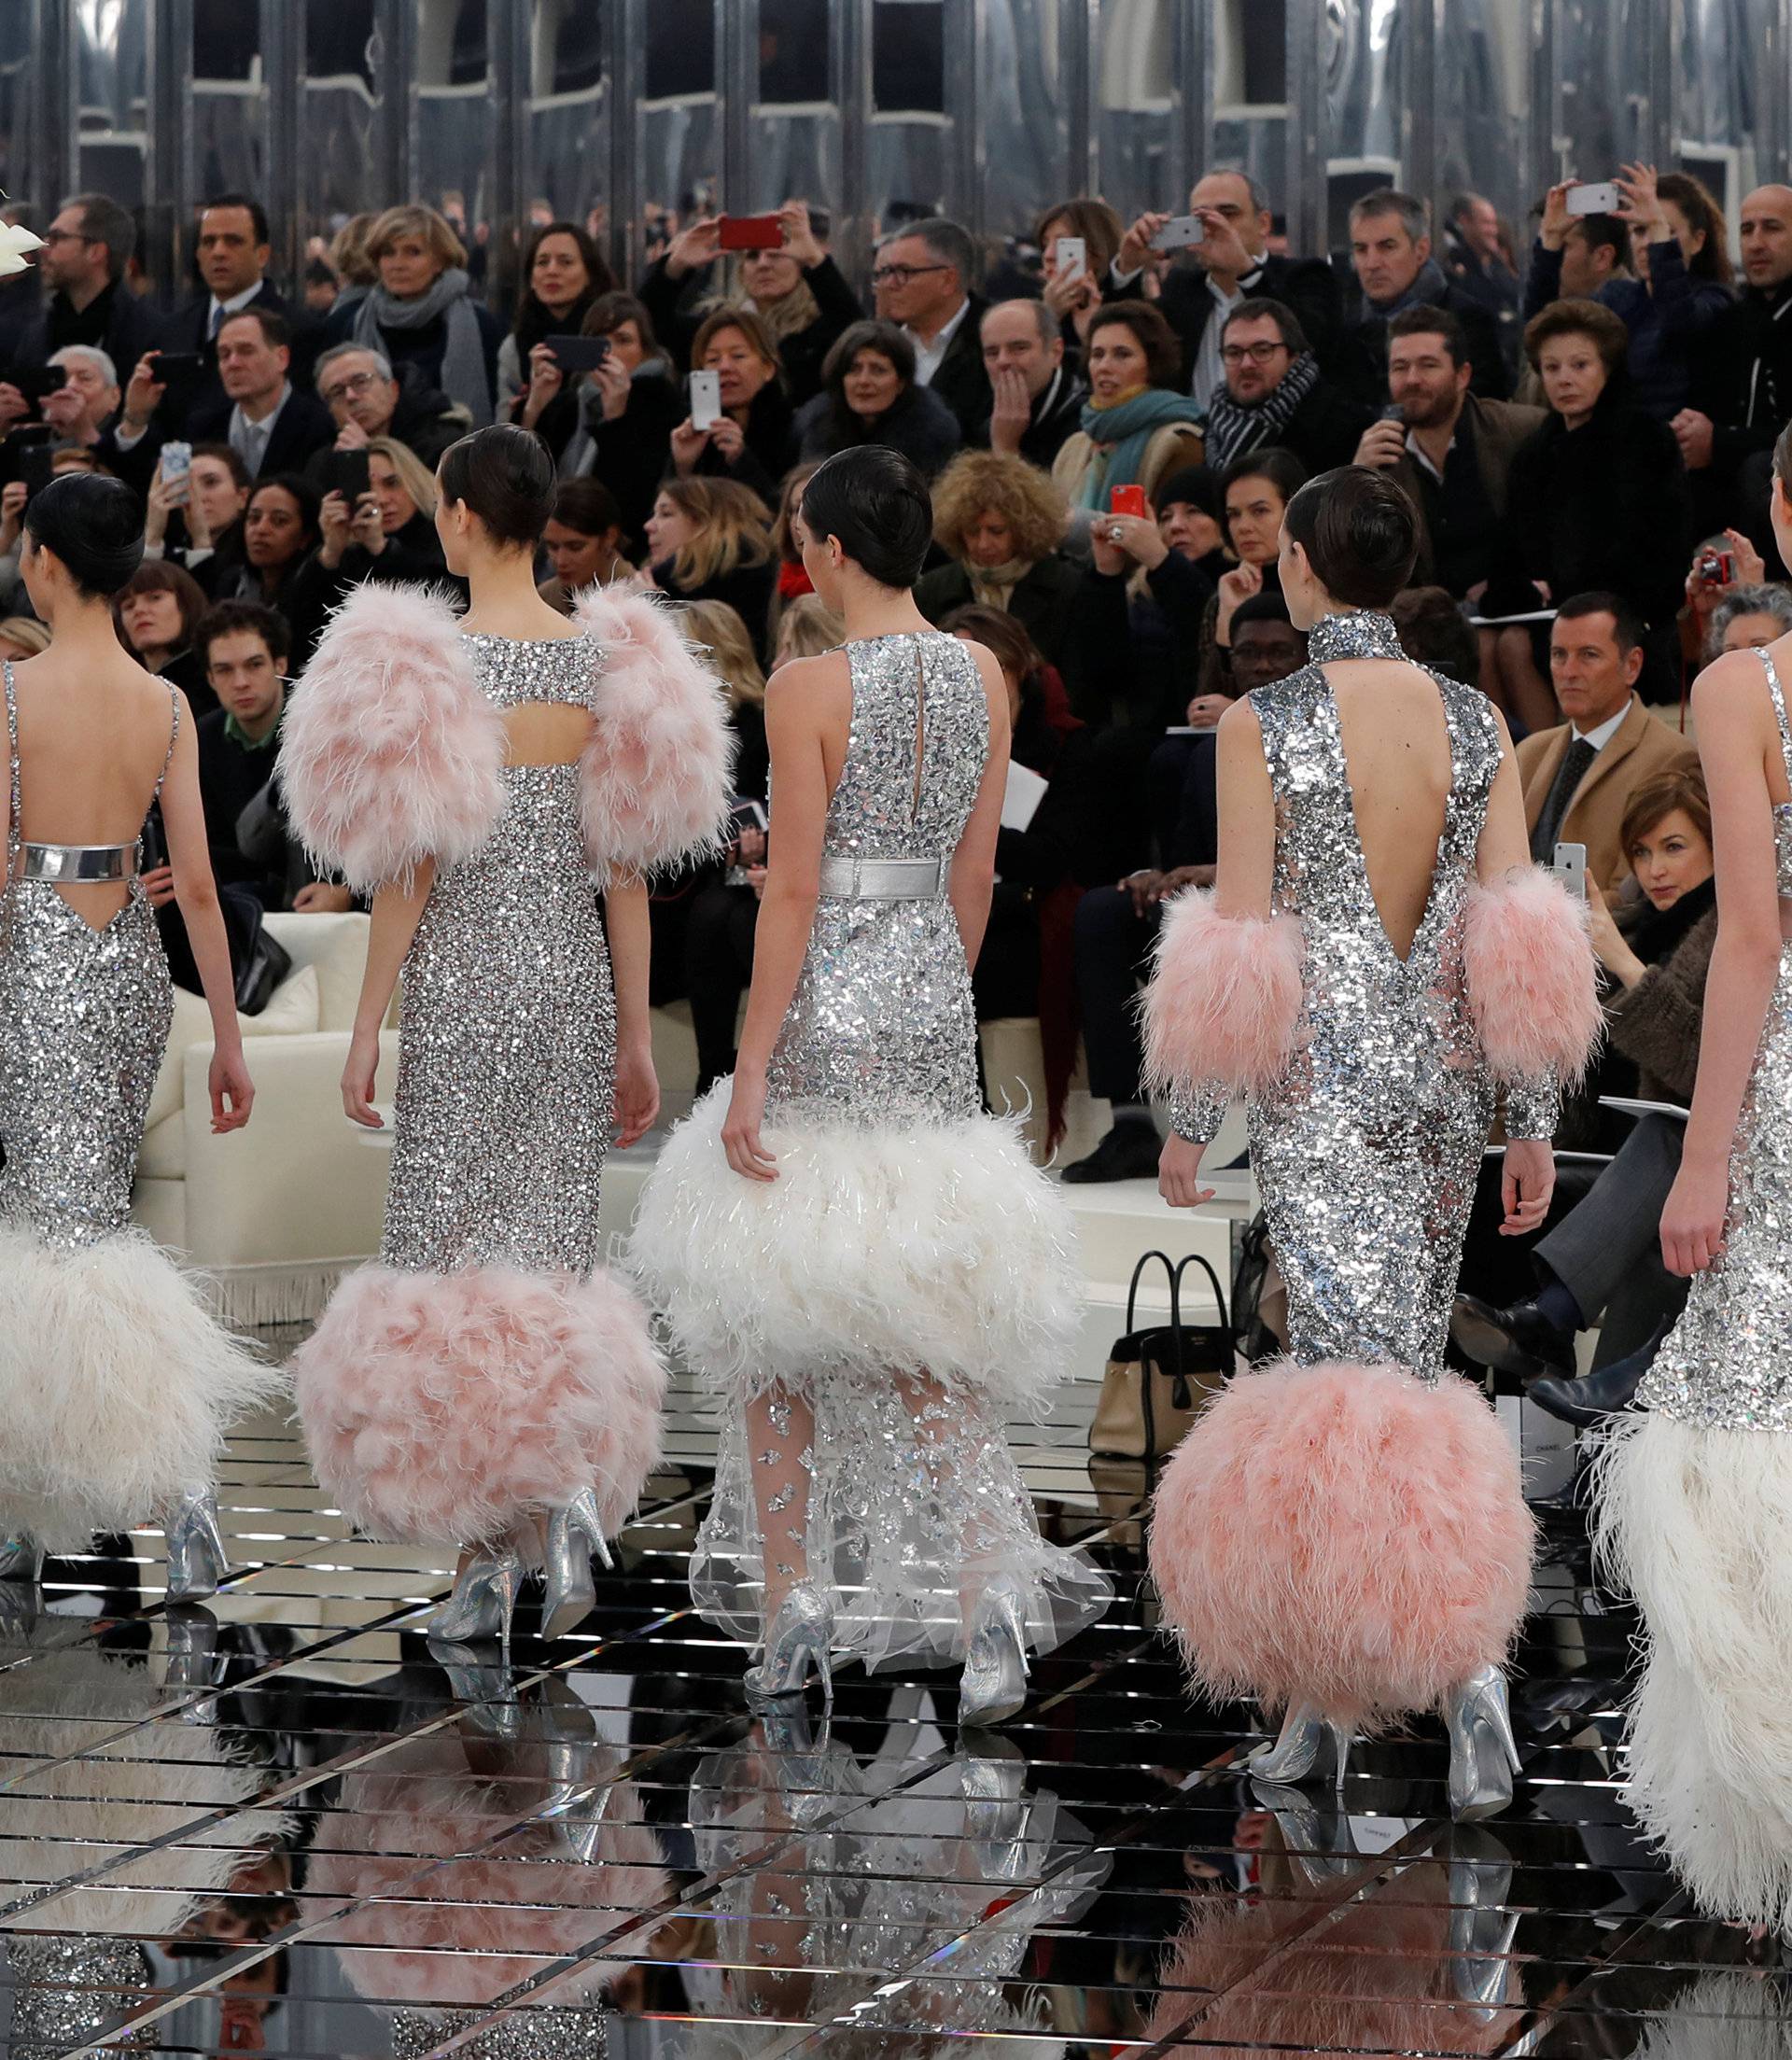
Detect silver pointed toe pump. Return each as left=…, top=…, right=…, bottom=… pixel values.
left=164, top=1490, right=229, bottom=1603
left=429, top=1548, right=524, bottom=1661
left=959, top=1577, right=1031, bottom=1729
left=745, top=1582, right=834, bottom=1705
left=540, top=1488, right=613, bottom=1641
left=1444, top=1663, right=1520, bottom=1822
left=1246, top=1702, right=1352, bottom=1788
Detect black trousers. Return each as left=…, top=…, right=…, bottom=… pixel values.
left=683, top=878, right=760, bottom=1093
left=1072, top=883, right=1158, bottom=1106
left=1537, top=1112, right=1688, bottom=1367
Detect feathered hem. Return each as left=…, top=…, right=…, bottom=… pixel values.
left=0, top=1224, right=276, bottom=1553
left=626, top=1084, right=1079, bottom=1416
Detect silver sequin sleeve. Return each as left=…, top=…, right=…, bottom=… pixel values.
left=1504, top=1067, right=1561, bottom=1142
left=1169, top=1078, right=1230, bottom=1144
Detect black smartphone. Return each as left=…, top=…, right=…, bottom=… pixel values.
left=0, top=364, right=63, bottom=410
left=139, top=809, right=166, bottom=875
left=18, top=443, right=55, bottom=500
left=0, top=422, right=52, bottom=487
left=544, top=333, right=611, bottom=374
left=326, top=449, right=371, bottom=502
left=151, top=351, right=205, bottom=383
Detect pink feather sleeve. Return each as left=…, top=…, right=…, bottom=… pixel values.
left=279, top=582, right=505, bottom=892
left=1141, top=890, right=1306, bottom=1094
left=1463, top=866, right=1603, bottom=1085
left=568, top=582, right=735, bottom=876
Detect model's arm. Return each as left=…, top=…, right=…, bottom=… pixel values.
left=159, top=695, right=254, bottom=1133
left=341, top=866, right=433, bottom=1127
left=1662, top=653, right=1787, bottom=1275
left=604, top=872, right=660, bottom=1146
left=946, top=644, right=1011, bottom=966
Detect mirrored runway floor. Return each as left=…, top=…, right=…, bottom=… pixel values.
left=1, top=1347, right=1785, bottom=2056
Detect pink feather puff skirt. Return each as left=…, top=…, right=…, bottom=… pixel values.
left=291, top=1261, right=665, bottom=1552
left=1148, top=1358, right=1533, bottom=1728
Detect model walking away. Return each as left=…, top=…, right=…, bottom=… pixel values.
left=283, top=423, right=733, bottom=1652
left=1142, top=465, right=1601, bottom=1817
left=631, top=445, right=1111, bottom=1724
left=0, top=472, right=271, bottom=1601
left=1594, top=419, right=1792, bottom=1931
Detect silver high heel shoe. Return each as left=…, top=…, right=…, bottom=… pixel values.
left=539, top=1685, right=615, bottom=1863
left=959, top=1577, right=1030, bottom=1728
left=959, top=1735, right=1032, bottom=1882
left=1448, top=1828, right=1520, bottom=2013
left=433, top=1642, right=523, bottom=1739
left=0, top=1534, right=45, bottom=1586
left=165, top=1605, right=222, bottom=1727
left=744, top=1582, right=834, bottom=1706
left=429, top=1549, right=524, bottom=1661
left=540, top=1488, right=614, bottom=1641
left=1444, top=1662, right=1520, bottom=1821
left=1246, top=1701, right=1352, bottom=1788
left=1249, top=1781, right=1362, bottom=1883
left=165, top=1490, right=229, bottom=1603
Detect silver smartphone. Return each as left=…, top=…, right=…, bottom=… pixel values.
left=1150, top=213, right=1208, bottom=252
left=1565, top=181, right=1620, bottom=216
left=1552, top=840, right=1588, bottom=900
left=160, top=439, right=193, bottom=502
left=688, top=368, right=722, bottom=431
left=1052, top=234, right=1086, bottom=282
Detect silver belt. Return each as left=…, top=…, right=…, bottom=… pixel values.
left=816, top=855, right=947, bottom=900
left=16, top=841, right=139, bottom=884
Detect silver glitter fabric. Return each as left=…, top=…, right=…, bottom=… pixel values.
left=0, top=663, right=175, bottom=1250
left=3, top=1936, right=155, bottom=2056
left=1174, top=610, right=1521, bottom=1382
left=1640, top=645, right=1792, bottom=1430
left=390, top=2007, right=612, bottom=2057
left=381, top=636, right=617, bottom=1276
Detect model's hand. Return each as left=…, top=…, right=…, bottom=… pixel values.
left=613, top=1037, right=661, bottom=1148
left=1158, top=1133, right=1214, bottom=1209
left=722, top=1070, right=777, bottom=1181
left=341, top=1027, right=383, bottom=1128
left=1661, top=1156, right=1729, bottom=1275
left=209, top=1044, right=255, bottom=1133
left=1499, top=1136, right=1555, bottom=1235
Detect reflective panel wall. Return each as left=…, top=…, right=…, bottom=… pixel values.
left=7, top=0, right=1792, bottom=301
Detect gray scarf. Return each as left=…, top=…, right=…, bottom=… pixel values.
left=1360, top=255, right=1452, bottom=322
left=1201, top=350, right=1321, bottom=469
left=353, top=266, right=491, bottom=427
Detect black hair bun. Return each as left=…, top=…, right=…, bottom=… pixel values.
left=23, top=472, right=145, bottom=600
left=800, top=447, right=932, bottom=591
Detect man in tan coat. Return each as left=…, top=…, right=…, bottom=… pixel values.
left=1519, top=592, right=1699, bottom=894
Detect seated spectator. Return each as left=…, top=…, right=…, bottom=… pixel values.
left=767, top=459, right=822, bottom=650
left=1197, top=446, right=1307, bottom=695
left=915, top=449, right=1077, bottom=664
left=1444, top=190, right=1521, bottom=374
left=1107, top=172, right=1341, bottom=405
left=669, top=306, right=796, bottom=506
left=115, top=560, right=217, bottom=717
left=1707, top=580, right=1792, bottom=658
left=978, top=298, right=1088, bottom=469
left=1678, top=528, right=1767, bottom=670
left=1340, top=188, right=1509, bottom=406
left=6, top=190, right=159, bottom=377
left=303, top=256, right=341, bottom=317
left=309, top=343, right=466, bottom=474
left=0, top=615, right=49, bottom=660
left=645, top=477, right=777, bottom=663
left=1201, top=297, right=1371, bottom=474
left=285, top=437, right=453, bottom=655
left=1494, top=299, right=1690, bottom=720
left=1051, top=301, right=1206, bottom=513
left=1519, top=591, right=1698, bottom=891
left=40, top=343, right=119, bottom=446
left=539, top=479, right=628, bottom=611
left=0, top=445, right=106, bottom=609
left=161, top=194, right=320, bottom=409
left=640, top=201, right=861, bottom=407
left=326, top=213, right=379, bottom=320
left=872, top=216, right=992, bottom=439
left=220, top=473, right=322, bottom=649
left=1033, top=199, right=1121, bottom=350
left=1351, top=306, right=1543, bottom=600
left=794, top=320, right=961, bottom=477
left=326, top=203, right=504, bottom=425
left=1390, top=584, right=1482, bottom=685
left=143, top=441, right=252, bottom=593
left=679, top=596, right=769, bottom=799
left=1523, top=194, right=1630, bottom=313
left=189, top=600, right=297, bottom=910
left=497, top=220, right=613, bottom=416
left=1157, top=462, right=1229, bottom=584
left=773, top=589, right=845, bottom=664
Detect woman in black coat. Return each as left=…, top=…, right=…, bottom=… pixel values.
left=793, top=320, right=962, bottom=482
left=914, top=445, right=1079, bottom=666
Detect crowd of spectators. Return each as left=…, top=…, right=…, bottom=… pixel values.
left=3, top=166, right=1788, bottom=1228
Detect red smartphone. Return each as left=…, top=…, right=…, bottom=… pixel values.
left=719, top=214, right=784, bottom=251
left=1109, top=484, right=1149, bottom=519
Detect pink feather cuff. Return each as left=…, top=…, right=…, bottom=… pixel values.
left=1141, top=891, right=1305, bottom=1097
left=1463, top=867, right=1603, bottom=1085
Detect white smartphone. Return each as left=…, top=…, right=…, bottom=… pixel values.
left=1151, top=213, right=1208, bottom=252
left=688, top=369, right=722, bottom=431
left=1053, top=234, right=1086, bottom=283
left=1565, top=181, right=1620, bottom=216
left=1552, top=840, right=1588, bottom=901
left=160, top=439, right=192, bottom=502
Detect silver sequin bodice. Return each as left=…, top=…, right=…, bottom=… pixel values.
left=765, top=632, right=987, bottom=1124
left=1642, top=645, right=1792, bottom=1431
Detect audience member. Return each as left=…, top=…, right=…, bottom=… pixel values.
left=1519, top=591, right=1698, bottom=890
left=161, top=195, right=316, bottom=404
left=497, top=220, right=613, bottom=416
left=1707, top=580, right=1792, bottom=659
left=40, top=344, right=119, bottom=445
left=310, top=342, right=466, bottom=473
left=142, top=441, right=252, bottom=592
left=286, top=436, right=452, bottom=653
left=1389, top=583, right=1482, bottom=685
left=538, top=478, right=628, bottom=610
left=1341, top=188, right=1509, bottom=404
left=795, top=319, right=961, bottom=476
left=1524, top=195, right=1630, bottom=311
left=645, top=476, right=777, bottom=662
left=1052, top=302, right=1205, bottom=512
left=1201, top=297, right=1370, bottom=473
left=189, top=600, right=297, bottom=911
left=0, top=616, right=50, bottom=661
left=680, top=596, right=769, bottom=800
left=302, top=256, right=341, bottom=317
left=773, top=590, right=846, bottom=664
left=871, top=217, right=992, bottom=439
left=4, top=191, right=160, bottom=375
left=979, top=298, right=1087, bottom=469
left=1197, top=446, right=1307, bottom=695
left=1351, top=306, right=1543, bottom=601
left=326, top=214, right=379, bottom=314
left=114, top=559, right=217, bottom=717
left=222, top=473, right=321, bottom=644
left=915, top=449, right=1077, bottom=663
left=766, top=459, right=822, bottom=648
left=1679, top=527, right=1767, bottom=666
left=1109, top=172, right=1340, bottom=405
left=1034, top=199, right=1123, bottom=348
left=668, top=305, right=795, bottom=505
left=1444, top=190, right=1521, bottom=371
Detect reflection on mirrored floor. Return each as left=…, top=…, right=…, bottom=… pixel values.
left=2, top=1348, right=1789, bottom=2057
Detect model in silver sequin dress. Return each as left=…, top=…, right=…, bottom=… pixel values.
left=634, top=631, right=1110, bottom=1691
left=1595, top=641, right=1792, bottom=1931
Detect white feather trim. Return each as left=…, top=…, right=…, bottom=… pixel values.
left=1631, top=1974, right=1792, bottom=2060
left=0, top=1226, right=281, bottom=1553
left=627, top=1086, right=1079, bottom=1414
left=1593, top=1409, right=1792, bottom=1929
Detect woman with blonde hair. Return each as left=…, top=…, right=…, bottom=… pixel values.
left=669, top=306, right=796, bottom=507
left=328, top=203, right=505, bottom=424
left=679, top=597, right=768, bottom=797
left=645, top=477, right=777, bottom=663
left=773, top=591, right=845, bottom=668
left=286, top=434, right=457, bottom=654
left=0, top=616, right=49, bottom=660
left=917, top=449, right=1078, bottom=666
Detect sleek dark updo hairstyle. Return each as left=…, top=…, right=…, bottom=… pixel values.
left=22, top=471, right=145, bottom=599
left=437, top=422, right=556, bottom=549
left=1281, top=465, right=1419, bottom=609
left=799, top=445, right=931, bottom=590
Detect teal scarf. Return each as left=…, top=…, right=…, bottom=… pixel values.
left=1071, top=387, right=1205, bottom=510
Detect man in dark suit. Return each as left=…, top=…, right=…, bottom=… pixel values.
left=159, top=195, right=319, bottom=405
left=872, top=217, right=990, bottom=441
left=1106, top=172, right=1341, bottom=406
left=0, top=191, right=161, bottom=384
left=1338, top=189, right=1510, bottom=409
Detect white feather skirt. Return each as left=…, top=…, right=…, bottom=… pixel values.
left=0, top=1226, right=279, bottom=1553
left=1594, top=1409, right=1792, bottom=1931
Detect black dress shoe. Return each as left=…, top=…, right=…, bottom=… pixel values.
left=1450, top=1295, right=1575, bottom=1381
left=1058, top=1120, right=1164, bottom=1184
left=1527, top=1347, right=1655, bottom=1428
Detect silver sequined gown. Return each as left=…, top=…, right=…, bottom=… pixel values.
left=1169, top=610, right=1558, bottom=1380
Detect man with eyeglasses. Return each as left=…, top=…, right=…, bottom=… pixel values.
left=0, top=191, right=160, bottom=390
left=871, top=216, right=992, bottom=440
left=1199, top=298, right=1370, bottom=473
left=303, top=343, right=465, bottom=486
